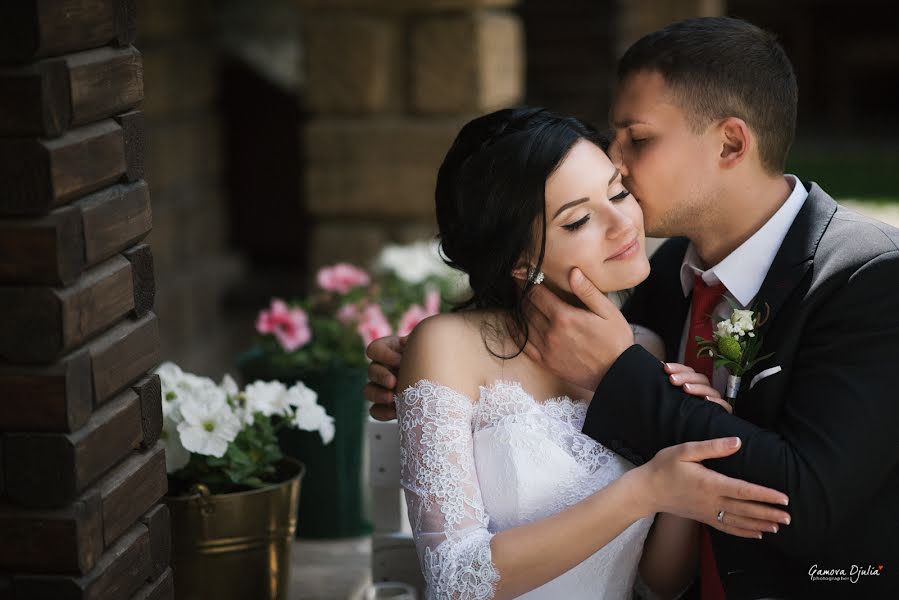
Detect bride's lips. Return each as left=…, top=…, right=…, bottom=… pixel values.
left=605, top=237, right=640, bottom=261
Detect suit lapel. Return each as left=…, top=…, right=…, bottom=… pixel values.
left=735, top=182, right=838, bottom=405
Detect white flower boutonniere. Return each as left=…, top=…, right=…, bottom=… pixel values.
left=695, top=303, right=775, bottom=408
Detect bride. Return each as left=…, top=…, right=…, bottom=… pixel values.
left=394, top=107, right=790, bottom=599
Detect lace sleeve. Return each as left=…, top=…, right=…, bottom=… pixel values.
left=397, top=380, right=500, bottom=600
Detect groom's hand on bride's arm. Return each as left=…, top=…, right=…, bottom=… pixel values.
left=523, top=268, right=635, bottom=390
left=363, top=335, right=408, bottom=421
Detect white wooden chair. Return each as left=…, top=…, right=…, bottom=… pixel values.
left=368, top=417, right=426, bottom=595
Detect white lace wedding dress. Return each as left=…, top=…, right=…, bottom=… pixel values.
left=397, top=379, right=654, bottom=600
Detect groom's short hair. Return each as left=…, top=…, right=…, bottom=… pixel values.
left=618, top=16, right=798, bottom=175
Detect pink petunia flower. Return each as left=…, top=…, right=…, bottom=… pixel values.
left=336, top=303, right=360, bottom=324
left=397, top=289, right=442, bottom=337
left=316, top=263, right=371, bottom=295
left=424, top=288, right=441, bottom=314
left=357, top=304, right=393, bottom=347
left=256, top=299, right=312, bottom=352
left=396, top=305, right=429, bottom=337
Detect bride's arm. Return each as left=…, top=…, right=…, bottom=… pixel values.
left=630, top=326, right=699, bottom=599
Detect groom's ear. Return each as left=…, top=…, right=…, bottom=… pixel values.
left=717, top=117, right=751, bottom=169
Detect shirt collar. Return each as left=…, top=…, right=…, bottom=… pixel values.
left=679, top=174, right=809, bottom=306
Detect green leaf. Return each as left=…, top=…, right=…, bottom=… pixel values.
left=714, top=357, right=738, bottom=370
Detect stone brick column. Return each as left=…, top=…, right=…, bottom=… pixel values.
left=297, top=0, right=524, bottom=270
left=0, top=1, right=171, bottom=597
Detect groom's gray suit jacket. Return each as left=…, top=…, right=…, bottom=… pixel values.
left=583, top=182, right=899, bottom=599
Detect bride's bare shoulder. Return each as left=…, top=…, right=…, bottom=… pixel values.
left=404, top=312, right=484, bottom=358
left=397, top=311, right=494, bottom=397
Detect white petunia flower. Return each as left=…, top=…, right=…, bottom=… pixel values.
left=233, top=397, right=255, bottom=427
left=161, top=413, right=191, bottom=473
left=293, top=402, right=327, bottom=432
left=285, top=381, right=318, bottom=411
left=160, top=389, right=181, bottom=421
left=244, top=380, right=290, bottom=418
left=284, top=382, right=335, bottom=444
left=220, top=373, right=239, bottom=398
left=319, top=414, right=336, bottom=444
left=176, top=385, right=241, bottom=458
left=156, top=362, right=185, bottom=421
left=375, top=240, right=456, bottom=283
left=156, top=362, right=184, bottom=390
left=176, top=372, right=219, bottom=397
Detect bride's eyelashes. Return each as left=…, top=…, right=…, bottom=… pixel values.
left=561, top=191, right=631, bottom=232
left=562, top=214, right=590, bottom=232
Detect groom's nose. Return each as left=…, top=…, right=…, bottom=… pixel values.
left=608, top=139, right=624, bottom=169
left=609, top=142, right=630, bottom=179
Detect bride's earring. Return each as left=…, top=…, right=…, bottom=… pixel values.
left=528, top=269, right=545, bottom=285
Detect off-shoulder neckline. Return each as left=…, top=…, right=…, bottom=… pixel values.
left=400, top=378, right=589, bottom=407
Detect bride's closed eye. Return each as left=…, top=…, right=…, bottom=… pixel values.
left=562, top=214, right=590, bottom=232
left=561, top=190, right=631, bottom=231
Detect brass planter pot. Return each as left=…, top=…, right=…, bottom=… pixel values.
left=165, top=459, right=305, bottom=600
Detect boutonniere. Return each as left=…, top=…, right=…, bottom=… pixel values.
left=695, top=302, right=774, bottom=408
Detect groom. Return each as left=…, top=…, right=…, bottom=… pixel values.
left=364, top=17, right=898, bottom=600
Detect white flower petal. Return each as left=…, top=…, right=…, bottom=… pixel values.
left=319, top=415, right=336, bottom=445
left=161, top=416, right=190, bottom=472
left=245, top=380, right=289, bottom=417
left=294, top=403, right=327, bottom=431
left=220, top=373, right=239, bottom=397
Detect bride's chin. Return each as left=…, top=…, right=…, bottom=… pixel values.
left=605, top=261, right=651, bottom=293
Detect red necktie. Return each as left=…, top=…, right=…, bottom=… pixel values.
left=684, top=273, right=727, bottom=600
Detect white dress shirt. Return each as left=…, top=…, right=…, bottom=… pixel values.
left=676, top=175, right=809, bottom=393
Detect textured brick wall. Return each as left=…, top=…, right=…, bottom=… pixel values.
left=297, top=0, right=524, bottom=271
left=137, top=0, right=244, bottom=376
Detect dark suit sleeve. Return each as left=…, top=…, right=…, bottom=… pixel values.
left=583, top=250, right=899, bottom=557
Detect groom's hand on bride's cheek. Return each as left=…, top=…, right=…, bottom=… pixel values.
left=363, top=335, right=407, bottom=421
left=523, top=268, right=634, bottom=391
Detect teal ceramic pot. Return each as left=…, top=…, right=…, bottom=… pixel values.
left=237, top=349, right=372, bottom=538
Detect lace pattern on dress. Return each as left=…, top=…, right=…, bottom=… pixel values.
left=397, top=380, right=500, bottom=600
left=397, top=378, right=642, bottom=600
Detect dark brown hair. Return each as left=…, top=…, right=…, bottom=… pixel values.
left=436, top=107, right=607, bottom=358
left=618, top=16, right=798, bottom=174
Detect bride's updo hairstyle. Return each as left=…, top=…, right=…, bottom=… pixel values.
left=435, top=107, right=607, bottom=357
